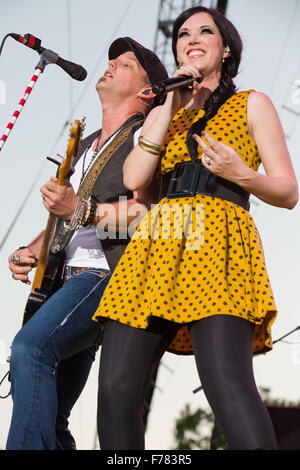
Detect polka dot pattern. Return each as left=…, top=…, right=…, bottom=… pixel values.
left=93, top=90, right=277, bottom=356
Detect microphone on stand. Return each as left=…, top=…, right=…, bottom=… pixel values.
left=9, top=33, right=87, bottom=81
left=151, top=73, right=203, bottom=96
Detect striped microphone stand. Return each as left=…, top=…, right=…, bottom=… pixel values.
left=0, top=67, right=43, bottom=152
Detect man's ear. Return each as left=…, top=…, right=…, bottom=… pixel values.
left=138, top=87, right=157, bottom=102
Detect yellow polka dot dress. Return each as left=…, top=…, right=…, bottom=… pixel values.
left=93, top=90, right=277, bottom=355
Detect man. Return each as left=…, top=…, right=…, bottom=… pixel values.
left=7, top=37, right=168, bottom=450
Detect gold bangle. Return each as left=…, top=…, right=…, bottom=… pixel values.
left=138, top=136, right=162, bottom=152
left=138, top=141, right=161, bottom=156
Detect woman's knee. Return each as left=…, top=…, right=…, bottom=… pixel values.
left=98, top=366, right=140, bottom=413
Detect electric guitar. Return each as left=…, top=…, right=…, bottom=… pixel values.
left=22, top=118, right=85, bottom=326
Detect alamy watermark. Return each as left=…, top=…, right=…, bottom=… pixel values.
left=95, top=196, right=205, bottom=250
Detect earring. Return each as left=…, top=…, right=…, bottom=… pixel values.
left=223, top=46, right=230, bottom=62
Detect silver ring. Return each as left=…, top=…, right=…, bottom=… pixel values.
left=11, top=254, right=20, bottom=264
left=12, top=273, right=15, bottom=279
left=202, top=153, right=211, bottom=166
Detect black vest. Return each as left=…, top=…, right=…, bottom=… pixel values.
left=73, top=114, right=144, bottom=272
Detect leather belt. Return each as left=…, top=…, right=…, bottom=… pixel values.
left=159, top=161, right=250, bottom=211
left=62, top=266, right=108, bottom=283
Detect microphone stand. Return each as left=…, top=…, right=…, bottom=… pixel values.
left=0, top=49, right=59, bottom=152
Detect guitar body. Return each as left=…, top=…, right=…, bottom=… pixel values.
left=22, top=118, right=85, bottom=326
left=22, top=251, right=65, bottom=325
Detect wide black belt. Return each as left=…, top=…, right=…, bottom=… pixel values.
left=159, top=161, right=250, bottom=211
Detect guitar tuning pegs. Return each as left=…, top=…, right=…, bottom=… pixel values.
left=46, top=154, right=64, bottom=167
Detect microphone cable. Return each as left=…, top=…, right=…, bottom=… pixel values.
left=0, top=33, right=13, bottom=57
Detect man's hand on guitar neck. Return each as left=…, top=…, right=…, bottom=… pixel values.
left=40, top=177, right=77, bottom=220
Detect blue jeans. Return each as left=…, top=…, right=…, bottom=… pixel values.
left=6, top=268, right=111, bottom=450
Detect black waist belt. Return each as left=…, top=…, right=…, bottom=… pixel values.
left=159, top=161, right=250, bottom=211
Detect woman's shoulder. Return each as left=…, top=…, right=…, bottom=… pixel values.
left=238, top=89, right=273, bottom=106
left=245, top=90, right=277, bottom=118
left=225, top=89, right=274, bottom=114
left=242, top=90, right=280, bottom=133
left=228, top=89, right=269, bottom=100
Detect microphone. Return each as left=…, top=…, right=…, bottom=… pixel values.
left=10, top=33, right=87, bottom=81
left=152, top=73, right=203, bottom=96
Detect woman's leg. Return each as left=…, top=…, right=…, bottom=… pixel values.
left=97, top=318, right=178, bottom=450
left=190, top=315, right=278, bottom=450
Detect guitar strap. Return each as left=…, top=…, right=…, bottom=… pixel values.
left=49, top=117, right=143, bottom=254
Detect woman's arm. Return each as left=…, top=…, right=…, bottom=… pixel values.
left=123, top=104, right=170, bottom=191
left=245, top=91, right=298, bottom=209
left=195, top=91, right=298, bottom=209
left=124, top=65, right=203, bottom=191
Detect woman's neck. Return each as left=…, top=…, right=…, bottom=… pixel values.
left=185, top=73, right=221, bottom=110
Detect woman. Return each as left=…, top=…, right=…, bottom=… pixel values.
left=93, top=7, right=298, bottom=450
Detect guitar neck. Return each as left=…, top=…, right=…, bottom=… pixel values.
left=31, top=214, right=56, bottom=291
left=30, top=118, right=84, bottom=292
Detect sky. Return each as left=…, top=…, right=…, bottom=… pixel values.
left=0, top=0, right=300, bottom=450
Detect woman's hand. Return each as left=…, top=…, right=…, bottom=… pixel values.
left=164, top=63, right=203, bottom=116
left=194, top=131, right=251, bottom=184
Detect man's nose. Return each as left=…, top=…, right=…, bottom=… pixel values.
left=108, top=59, right=117, bottom=68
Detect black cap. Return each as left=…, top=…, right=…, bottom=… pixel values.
left=108, top=37, right=168, bottom=106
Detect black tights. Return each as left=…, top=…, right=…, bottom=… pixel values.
left=97, top=315, right=277, bottom=450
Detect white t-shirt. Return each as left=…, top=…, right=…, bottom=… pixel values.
left=64, top=128, right=141, bottom=269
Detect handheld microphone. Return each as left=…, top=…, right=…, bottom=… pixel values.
left=152, top=73, right=203, bottom=96
left=10, top=33, right=87, bottom=81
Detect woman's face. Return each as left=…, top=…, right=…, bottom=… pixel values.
left=176, top=12, right=229, bottom=80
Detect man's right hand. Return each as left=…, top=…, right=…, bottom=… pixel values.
left=8, top=247, right=38, bottom=285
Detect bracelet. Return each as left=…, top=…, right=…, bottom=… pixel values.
left=139, top=136, right=162, bottom=151
left=83, top=199, right=97, bottom=228
left=82, top=199, right=91, bottom=226
left=67, top=197, right=88, bottom=231
left=138, top=142, right=161, bottom=156
left=138, top=136, right=162, bottom=156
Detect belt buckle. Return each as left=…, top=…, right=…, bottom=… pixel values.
left=166, top=162, right=201, bottom=198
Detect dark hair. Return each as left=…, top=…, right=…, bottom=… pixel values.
left=172, top=6, right=243, bottom=163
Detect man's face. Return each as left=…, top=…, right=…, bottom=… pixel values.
left=96, top=51, right=149, bottom=99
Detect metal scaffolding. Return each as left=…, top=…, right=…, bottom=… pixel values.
left=153, top=0, right=228, bottom=75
